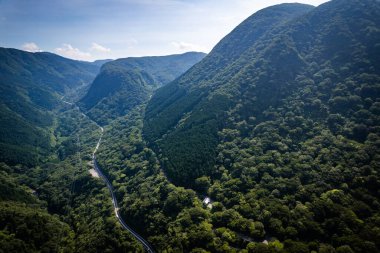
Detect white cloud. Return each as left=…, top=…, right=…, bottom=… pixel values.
left=55, top=44, right=92, bottom=61
left=171, top=41, right=205, bottom=52
left=22, top=42, right=42, bottom=52
left=90, top=42, right=111, bottom=53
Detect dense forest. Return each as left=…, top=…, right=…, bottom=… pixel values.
left=0, top=46, right=204, bottom=252
left=0, top=104, right=143, bottom=252
left=1, top=0, right=380, bottom=252
left=0, top=48, right=100, bottom=166
left=144, top=0, right=379, bottom=251
left=79, top=52, right=205, bottom=125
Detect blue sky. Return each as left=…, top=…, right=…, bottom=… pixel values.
left=0, top=0, right=329, bottom=61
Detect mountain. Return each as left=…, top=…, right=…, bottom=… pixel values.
left=144, top=0, right=380, bottom=185
left=0, top=48, right=100, bottom=165
left=92, top=59, right=113, bottom=67
left=2, top=0, right=380, bottom=252
left=79, top=52, right=206, bottom=125
left=0, top=47, right=143, bottom=252
left=0, top=48, right=99, bottom=93
left=143, top=3, right=316, bottom=185
left=131, top=0, right=380, bottom=251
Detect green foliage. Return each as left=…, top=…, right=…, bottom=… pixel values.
left=0, top=47, right=99, bottom=166
left=0, top=168, right=36, bottom=204
left=97, top=107, right=222, bottom=252
left=0, top=104, right=143, bottom=252
left=80, top=52, right=206, bottom=125
left=139, top=0, right=380, bottom=252
left=0, top=201, right=73, bottom=253
left=144, top=0, right=380, bottom=190
left=2, top=0, right=380, bottom=252
left=143, top=3, right=315, bottom=185
left=0, top=48, right=99, bottom=93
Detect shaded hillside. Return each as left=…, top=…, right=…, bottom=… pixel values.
left=0, top=48, right=100, bottom=166
left=0, top=108, right=143, bottom=252
left=143, top=3, right=316, bottom=185
left=1, top=0, right=380, bottom=251
left=144, top=0, right=380, bottom=185
left=79, top=52, right=206, bottom=125
left=138, top=1, right=380, bottom=251
left=0, top=48, right=99, bottom=93
left=0, top=166, right=73, bottom=253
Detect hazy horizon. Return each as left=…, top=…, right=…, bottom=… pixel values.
left=0, top=0, right=329, bottom=61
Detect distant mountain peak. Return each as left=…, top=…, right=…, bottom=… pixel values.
left=79, top=52, right=206, bottom=125
left=143, top=0, right=380, bottom=186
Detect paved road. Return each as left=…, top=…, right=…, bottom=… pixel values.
left=91, top=121, right=155, bottom=253
left=93, top=156, right=155, bottom=253
left=62, top=98, right=155, bottom=253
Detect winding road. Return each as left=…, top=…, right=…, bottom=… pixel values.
left=62, top=98, right=155, bottom=253
left=92, top=128, right=155, bottom=253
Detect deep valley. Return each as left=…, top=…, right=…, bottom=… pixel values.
left=0, top=0, right=379, bottom=252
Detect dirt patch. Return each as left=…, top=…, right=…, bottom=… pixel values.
left=89, top=169, right=100, bottom=178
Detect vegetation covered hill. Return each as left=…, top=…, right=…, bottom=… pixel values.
left=79, top=52, right=206, bottom=125
left=0, top=106, right=143, bottom=252
left=0, top=49, right=144, bottom=252
left=1, top=0, right=380, bottom=252
left=0, top=48, right=100, bottom=166
left=117, top=0, right=380, bottom=251
left=144, top=0, right=380, bottom=186
left=0, top=48, right=205, bottom=251
left=143, top=3, right=315, bottom=185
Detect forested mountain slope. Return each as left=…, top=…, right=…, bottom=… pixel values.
left=118, top=0, right=380, bottom=251
left=0, top=48, right=100, bottom=166
left=1, top=0, right=380, bottom=252
left=0, top=48, right=144, bottom=251
left=144, top=0, right=380, bottom=186
left=0, top=109, right=143, bottom=252
left=0, top=168, right=73, bottom=253
left=79, top=52, right=206, bottom=125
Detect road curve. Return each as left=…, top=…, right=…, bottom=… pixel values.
left=93, top=157, right=155, bottom=253
left=62, top=98, right=155, bottom=253
left=92, top=125, right=155, bottom=253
